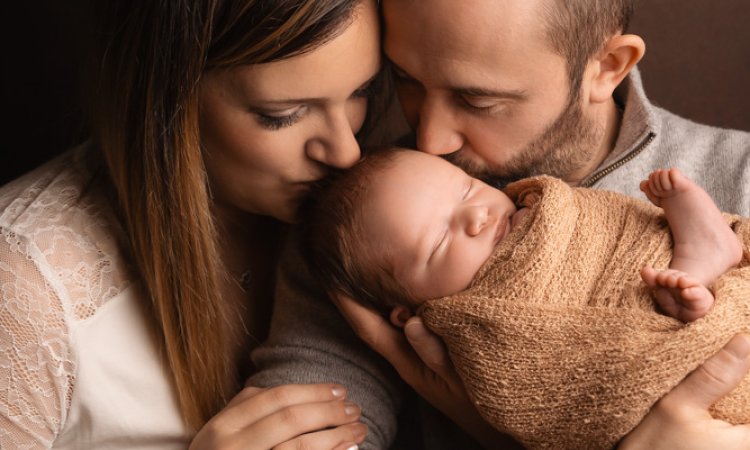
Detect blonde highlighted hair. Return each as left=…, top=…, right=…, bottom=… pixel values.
left=87, top=0, right=370, bottom=430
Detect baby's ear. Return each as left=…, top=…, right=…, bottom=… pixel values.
left=389, top=305, right=414, bottom=328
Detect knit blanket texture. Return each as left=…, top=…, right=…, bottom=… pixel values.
left=419, top=176, right=750, bottom=450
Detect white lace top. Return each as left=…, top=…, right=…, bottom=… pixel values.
left=0, top=145, right=190, bottom=449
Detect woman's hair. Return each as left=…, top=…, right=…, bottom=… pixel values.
left=298, top=148, right=419, bottom=315
left=85, top=0, right=373, bottom=430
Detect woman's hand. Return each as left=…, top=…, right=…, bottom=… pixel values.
left=190, top=383, right=366, bottom=450
left=332, top=294, right=522, bottom=449
left=619, top=333, right=750, bottom=450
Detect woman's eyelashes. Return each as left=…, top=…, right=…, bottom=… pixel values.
left=254, top=77, right=376, bottom=131
left=256, top=106, right=306, bottom=130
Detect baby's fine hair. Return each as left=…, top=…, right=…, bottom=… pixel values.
left=299, top=148, right=420, bottom=314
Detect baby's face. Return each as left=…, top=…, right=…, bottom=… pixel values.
left=364, top=150, right=518, bottom=301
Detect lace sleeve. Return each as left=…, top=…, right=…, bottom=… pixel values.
left=0, top=229, right=74, bottom=449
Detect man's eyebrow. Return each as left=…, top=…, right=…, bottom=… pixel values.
left=388, top=60, right=526, bottom=100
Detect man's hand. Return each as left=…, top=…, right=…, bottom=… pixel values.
left=332, top=293, right=522, bottom=448
left=619, top=333, right=750, bottom=449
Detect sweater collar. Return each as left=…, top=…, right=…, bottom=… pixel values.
left=598, top=66, right=660, bottom=169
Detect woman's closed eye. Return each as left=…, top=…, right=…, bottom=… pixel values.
left=255, top=105, right=307, bottom=130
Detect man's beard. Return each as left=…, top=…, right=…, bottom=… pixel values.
left=445, top=91, right=604, bottom=188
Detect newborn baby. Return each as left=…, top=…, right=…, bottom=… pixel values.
left=304, top=148, right=739, bottom=320
left=300, top=148, right=749, bottom=450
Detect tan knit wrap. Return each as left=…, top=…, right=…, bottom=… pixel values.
left=419, top=176, right=750, bottom=450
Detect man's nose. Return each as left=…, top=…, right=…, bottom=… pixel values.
left=415, top=96, right=464, bottom=156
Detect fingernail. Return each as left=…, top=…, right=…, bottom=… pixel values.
left=344, top=445, right=358, bottom=450
left=344, top=401, right=360, bottom=416
left=404, top=318, right=426, bottom=338
left=354, top=423, right=368, bottom=439
left=731, top=333, right=750, bottom=359
left=332, top=386, right=346, bottom=398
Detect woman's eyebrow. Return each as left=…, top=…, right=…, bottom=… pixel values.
left=251, top=72, right=381, bottom=105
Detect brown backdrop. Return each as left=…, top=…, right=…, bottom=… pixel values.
left=630, top=0, right=750, bottom=132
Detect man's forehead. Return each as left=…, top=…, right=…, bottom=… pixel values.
left=382, top=0, right=549, bottom=66
left=382, top=0, right=545, bottom=33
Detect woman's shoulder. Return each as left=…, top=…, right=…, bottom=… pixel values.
left=0, top=143, right=135, bottom=322
left=1, top=144, right=99, bottom=228
left=0, top=144, right=144, bottom=447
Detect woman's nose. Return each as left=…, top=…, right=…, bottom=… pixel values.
left=306, top=110, right=362, bottom=169
left=459, top=205, right=489, bottom=236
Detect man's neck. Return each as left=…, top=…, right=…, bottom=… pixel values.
left=567, top=98, right=623, bottom=186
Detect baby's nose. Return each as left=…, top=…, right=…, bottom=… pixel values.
left=463, top=206, right=489, bottom=236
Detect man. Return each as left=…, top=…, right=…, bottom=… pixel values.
left=253, top=0, right=750, bottom=448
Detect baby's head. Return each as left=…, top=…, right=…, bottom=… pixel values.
left=301, top=148, right=518, bottom=315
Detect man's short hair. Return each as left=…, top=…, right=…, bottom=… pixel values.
left=541, top=0, right=635, bottom=94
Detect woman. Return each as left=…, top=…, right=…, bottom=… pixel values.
left=0, top=0, right=380, bottom=448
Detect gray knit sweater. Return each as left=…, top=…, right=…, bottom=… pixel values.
left=249, top=68, right=750, bottom=449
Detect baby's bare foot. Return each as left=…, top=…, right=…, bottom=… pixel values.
left=639, top=168, right=742, bottom=287
left=641, top=267, right=714, bottom=322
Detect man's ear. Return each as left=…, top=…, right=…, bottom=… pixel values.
left=585, top=34, right=646, bottom=103
left=389, top=304, right=414, bottom=328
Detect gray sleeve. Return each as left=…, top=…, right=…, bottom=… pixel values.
left=249, top=239, right=404, bottom=449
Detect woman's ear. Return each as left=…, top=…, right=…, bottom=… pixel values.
left=584, top=34, right=646, bottom=103
left=389, top=304, right=414, bottom=328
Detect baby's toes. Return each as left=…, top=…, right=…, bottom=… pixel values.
left=667, top=168, right=684, bottom=187
left=675, top=273, right=701, bottom=289
left=641, top=266, right=654, bottom=285
left=679, top=285, right=714, bottom=320
left=648, top=171, right=664, bottom=194
left=656, top=169, right=674, bottom=192
left=653, top=288, right=680, bottom=318
left=655, top=269, right=687, bottom=288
